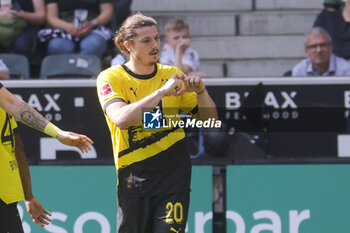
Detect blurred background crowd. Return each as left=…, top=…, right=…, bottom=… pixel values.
left=1, top=0, right=350, bottom=80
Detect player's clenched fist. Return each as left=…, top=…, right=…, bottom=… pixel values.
left=159, top=73, right=183, bottom=96
left=176, top=73, right=206, bottom=95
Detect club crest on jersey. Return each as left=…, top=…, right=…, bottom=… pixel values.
left=100, top=82, right=114, bottom=98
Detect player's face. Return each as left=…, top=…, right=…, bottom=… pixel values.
left=166, top=29, right=191, bottom=49
left=129, top=25, right=160, bottom=66
left=305, top=33, right=333, bottom=66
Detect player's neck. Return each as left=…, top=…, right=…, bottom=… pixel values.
left=124, top=60, right=156, bottom=75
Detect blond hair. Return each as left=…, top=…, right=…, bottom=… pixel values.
left=164, top=19, right=189, bottom=34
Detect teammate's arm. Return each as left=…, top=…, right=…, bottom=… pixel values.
left=0, top=85, right=93, bottom=152
left=106, top=74, right=183, bottom=129
left=14, top=133, right=52, bottom=227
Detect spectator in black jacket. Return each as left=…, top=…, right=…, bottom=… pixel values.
left=314, top=0, right=350, bottom=61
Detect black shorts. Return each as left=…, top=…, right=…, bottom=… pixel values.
left=0, top=199, right=24, bottom=233
left=118, top=192, right=190, bottom=233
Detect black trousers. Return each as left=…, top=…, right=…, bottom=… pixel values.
left=0, top=199, right=24, bottom=233
left=118, top=192, right=190, bottom=233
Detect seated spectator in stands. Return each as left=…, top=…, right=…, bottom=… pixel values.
left=114, top=0, right=132, bottom=30
left=109, top=0, right=132, bottom=66
left=111, top=53, right=128, bottom=66
left=292, top=27, right=350, bottom=77
left=314, top=0, right=350, bottom=61
left=0, top=0, right=45, bottom=56
left=160, top=19, right=206, bottom=77
left=0, top=59, right=9, bottom=80
left=323, top=0, right=345, bottom=11
left=41, top=0, right=114, bottom=58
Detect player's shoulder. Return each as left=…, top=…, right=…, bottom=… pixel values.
left=99, top=65, right=125, bottom=76
left=97, top=65, right=127, bottom=83
left=157, top=63, right=183, bottom=74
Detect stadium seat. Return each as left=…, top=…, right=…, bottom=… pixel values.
left=40, top=54, right=102, bottom=79
left=0, top=53, right=30, bottom=79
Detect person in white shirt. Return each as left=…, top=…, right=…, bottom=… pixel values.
left=111, top=53, right=127, bottom=66
left=160, top=19, right=204, bottom=76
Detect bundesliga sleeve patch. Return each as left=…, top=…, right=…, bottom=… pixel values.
left=100, top=82, right=114, bottom=98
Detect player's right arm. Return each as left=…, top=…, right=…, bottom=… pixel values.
left=105, top=74, right=183, bottom=129
left=0, top=84, right=93, bottom=153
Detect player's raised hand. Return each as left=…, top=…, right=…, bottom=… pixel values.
left=56, top=131, right=94, bottom=153
left=160, top=73, right=183, bottom=96
left=176, top=73, right=206, bottom=95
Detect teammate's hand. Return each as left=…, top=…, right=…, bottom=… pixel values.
left=176, top=73, right=206, bottom=95
left=160, top=74, right=183, bottom=96
left=24, top=196, right=52, bottom=227
left=56, top=131, right=94, bottom=153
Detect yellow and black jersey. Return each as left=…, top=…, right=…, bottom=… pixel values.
left=97, top=63, right=197, bottom=196
left=0, top=84, right=23, bottom=204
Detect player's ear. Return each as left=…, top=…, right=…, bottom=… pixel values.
left=124, top=41, right=131, bottom=52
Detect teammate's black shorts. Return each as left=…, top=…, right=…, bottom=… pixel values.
left=0, top=199, right=24, bottom=233
left=118, top=192, right=190, bottom=233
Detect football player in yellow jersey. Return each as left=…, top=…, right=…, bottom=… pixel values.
left=97, top=13, right=217, bottom=233
left=0, top=83, right=94, bottom=232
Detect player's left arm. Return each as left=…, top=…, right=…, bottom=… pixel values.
left=177, top=73, right=218, bottom=120
left=14, top=133, right=52, bottom=227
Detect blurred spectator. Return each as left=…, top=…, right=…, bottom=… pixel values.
left=160, top=19, right=206, bottom=77
left=40, top=0, right=114, bottom=58
left=314, top=0, right=350, bottom=61
left=0, top=59, right=9, bottom=80
left=323, top=0, right=345, bottom=11
left=109, top=0, right=132, bottom=66
left=0, top=0, right=45, bottom=56
left=292, top=27, right=350, bottom=77
left=114, top=0, right=132, bottom=30
left=111, top=53, right=127, bottom=66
